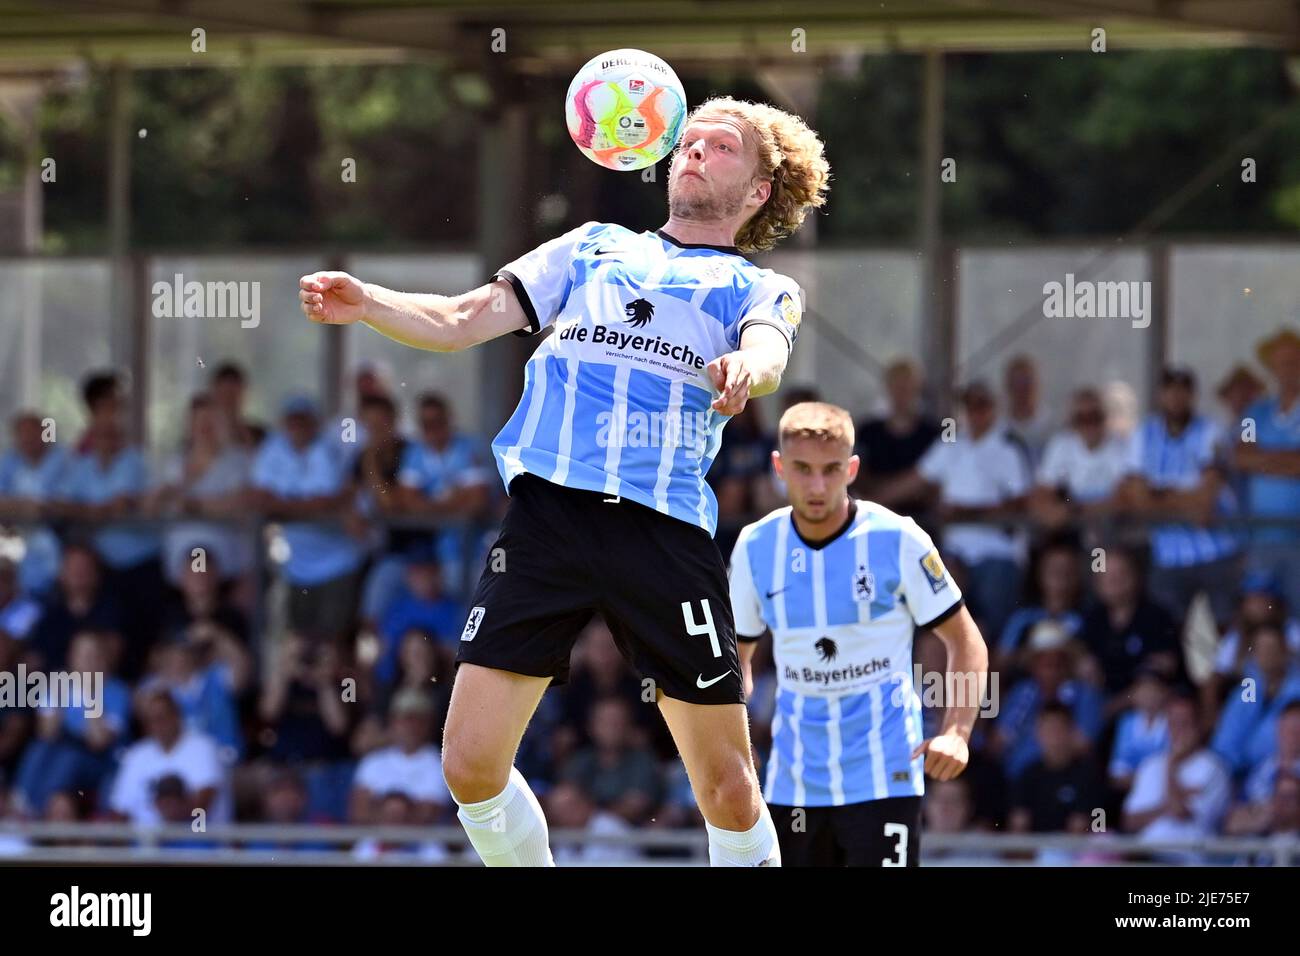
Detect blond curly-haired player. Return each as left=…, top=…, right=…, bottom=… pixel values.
left=300, top=97, right=831, bottom=867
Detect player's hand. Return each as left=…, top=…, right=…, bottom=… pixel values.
left=300, top=271, right=367, bottom=325
left=911, top=732, right=969, bottom=782
left=707, top=351, right=754, bottom=415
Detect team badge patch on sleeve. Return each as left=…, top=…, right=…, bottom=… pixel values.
left=461, top=606, right=486, bottom=642
left=774, top=291, right=801, bottom=332
left=919, top=550, right=949, bottom=594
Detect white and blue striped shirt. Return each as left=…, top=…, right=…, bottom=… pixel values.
left=729, top=500, right=964, bottom=806
left=1125, top=413, right=1240, bottom=567
left=492, top=222, right=803, bottom=535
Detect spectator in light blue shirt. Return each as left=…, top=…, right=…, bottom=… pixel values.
left=250, top=396, right=364, bottom=642
left=1115, top=366, right=1241, bottom=627
left=57, top=372, right=163, bottom=669
left=154, top=393, right=253, bottom=586
left=1211, top=622, right=1300, bottom=779
left=396, top=392, right=493, bottom=596
left=1108, top=667, right=1171, bottom=792
left=1235, top=328, right=1300, bottom=617
left=376, top=542, right=464, bottom=685
left=13, top=631, right=132, bottom=816
left=0, top=411, right=68, bottom=595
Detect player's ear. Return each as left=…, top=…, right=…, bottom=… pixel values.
left=751, top=177, right=772, bottom=206
left=771, top=448, right=783, bottom=479
left=846, top=454, right=861, bottom=485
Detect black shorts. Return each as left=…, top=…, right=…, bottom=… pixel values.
left=454, top=473, right=744, bottom=705
left=768, top=797, right=922, bottom=867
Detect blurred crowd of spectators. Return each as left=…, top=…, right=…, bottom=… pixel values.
left=0, top=324, right=1297, bottom=862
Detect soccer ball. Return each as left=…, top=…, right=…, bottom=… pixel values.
left=565, top=49, right=687, bottom=171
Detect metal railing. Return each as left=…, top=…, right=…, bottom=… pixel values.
left=0, top=823, right=1294, bottom=866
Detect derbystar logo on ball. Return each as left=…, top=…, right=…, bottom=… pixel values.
left=565, top=48, right=687, bottom=171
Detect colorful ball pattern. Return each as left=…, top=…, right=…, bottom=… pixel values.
left=565, top=49, right=687, bottom=171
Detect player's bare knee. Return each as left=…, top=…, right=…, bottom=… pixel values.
left=441, top=742, right=509, bottom=805
left=694, top=763, right=760, bottom=827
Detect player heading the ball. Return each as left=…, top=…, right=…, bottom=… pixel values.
left=300, top=85, right=830, bottom=867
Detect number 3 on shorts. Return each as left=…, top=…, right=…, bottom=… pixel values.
left=681, top=599, right=721, bottom=658
left=882, top=822, right=909, bottom=866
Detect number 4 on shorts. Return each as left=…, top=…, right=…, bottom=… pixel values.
left=681, top=599, right=721, bottom=658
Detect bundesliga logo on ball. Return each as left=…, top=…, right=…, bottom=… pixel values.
left=565, top=48, right=687, bottom=171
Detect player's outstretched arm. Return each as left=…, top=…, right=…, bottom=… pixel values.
left=299, top=272, right=528, bottom=352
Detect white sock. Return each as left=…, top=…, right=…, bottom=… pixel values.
left=455, top=766, right=555, bottom=867
left=705, top=802, right=781, bottom=867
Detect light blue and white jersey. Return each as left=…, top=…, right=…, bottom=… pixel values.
left=492, top=222, right=803, bottom=536
left=729, top=500, right=964, bottom=806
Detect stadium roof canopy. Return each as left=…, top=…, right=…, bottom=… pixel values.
left=1, top=0, right=1298, bottom=74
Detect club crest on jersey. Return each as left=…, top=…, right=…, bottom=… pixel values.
left=852, top=563, right=875, bottom=602
left=461, top=606, right=486, bottom=642
left=920, top=550, right=949, bottom=594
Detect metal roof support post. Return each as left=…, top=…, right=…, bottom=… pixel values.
left=917, top=49, right=954, bottom=421
left=475, top=67, right=533, bottom=434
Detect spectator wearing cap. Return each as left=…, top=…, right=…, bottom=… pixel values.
left=349, top=688, right=450, bottom=825
left=1225, top=701, right=1300, bottom=837
left=56, top=371, right=163, bottom=657
left=1210, top=621, right=1300, bottom=779
left=0, top=557, right=42, bottom=643
left=0, top=410, right=69, bottom=595
left=849, top=358, right=942, bottom=517
left=1077, top=543, right=1186, bottom=705
left=12, top=631, right=131, bottom=817
left=1107, top=667, right=1171, bottom=793
left=1234, top=328, right=1300, bottom=616
left=1216, top=364, right=1267, bottom=431
left=250, top=396, right=364, bottom=643
left=375, top=543, right=464, bottom=685
left=108, top=687, right=230, bottom=825
left=209, top=362, right=266, bottom=449
left=1008, top=702, right=1104, bottom=834
left=1123, top=695, right=1231, bottom=850
left=1001, top=355, right=1055, bottom=469
left=1030, top=388, right=1128, bottom=531
left=877, top=380, right=1033, bottom=642
left=152, top=393, right=253, bottom=588
left=1114, top=365, right=1241, bottom=627
left=26, top=543, right=123, bottom=673
left=993, top=620, right=1104, bottom=781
